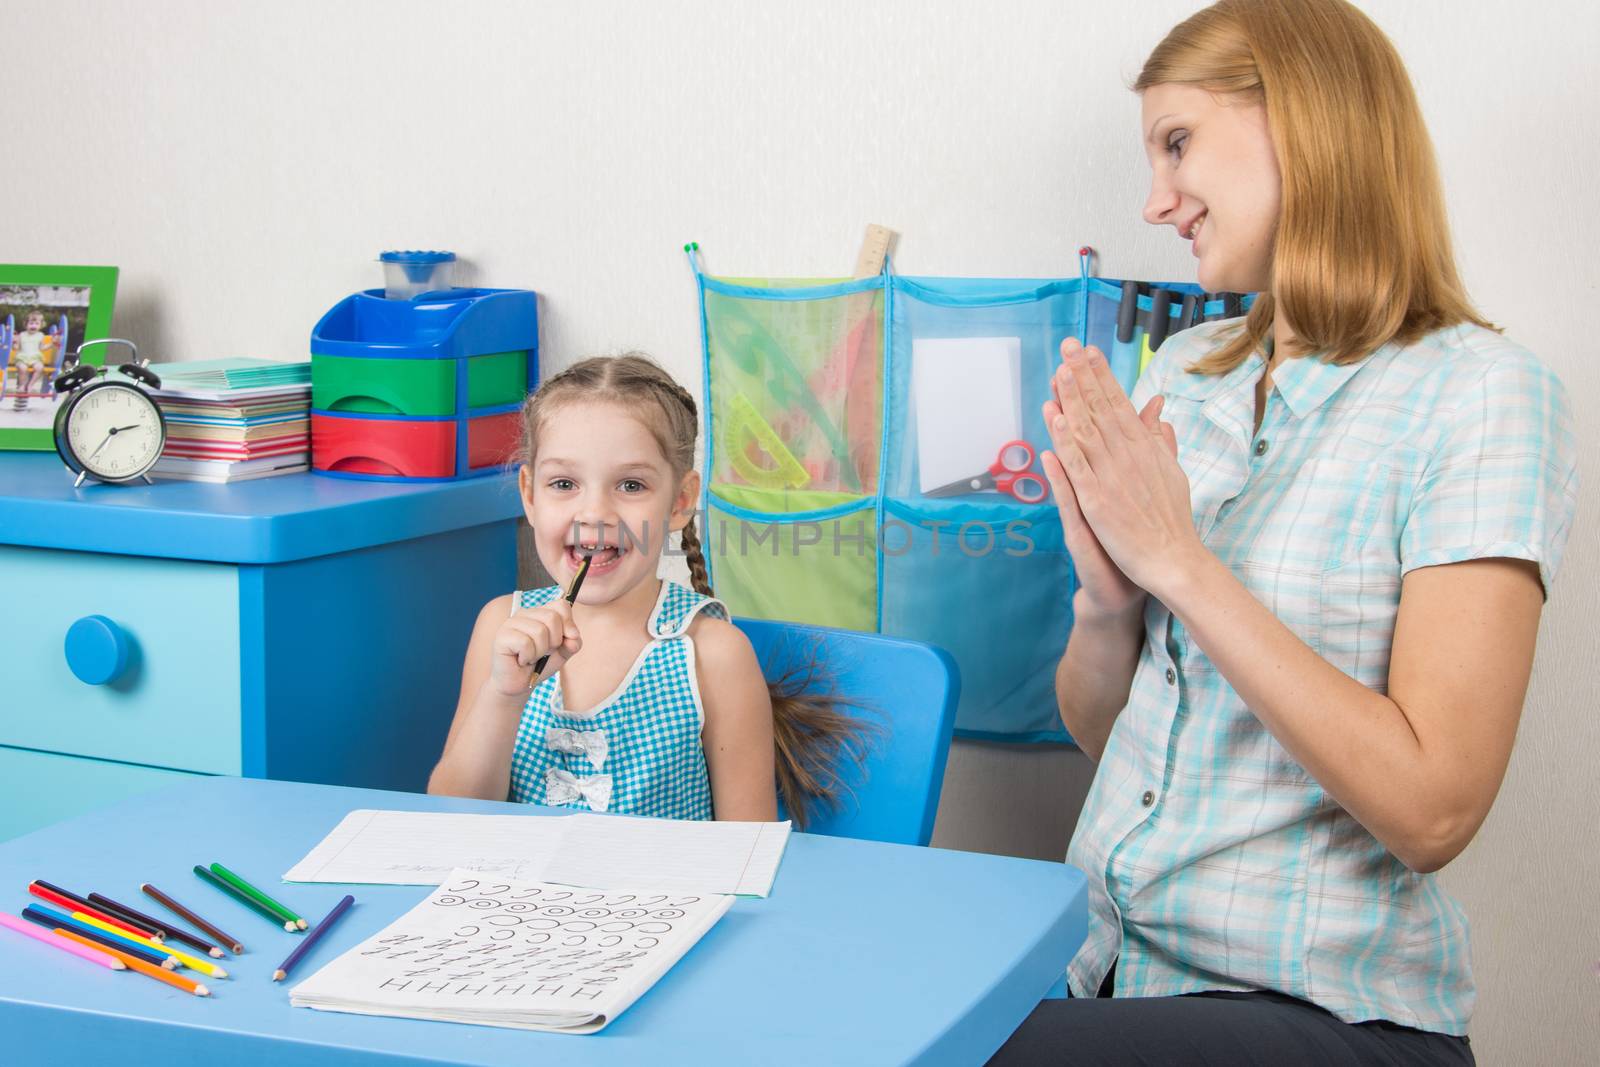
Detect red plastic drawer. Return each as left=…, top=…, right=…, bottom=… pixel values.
left=467, top=411, right=522, bottom=471
left=312, top=414, right=455, bottom=478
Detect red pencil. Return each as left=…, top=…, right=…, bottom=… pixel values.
left=29, top=882, right=162, bottom=942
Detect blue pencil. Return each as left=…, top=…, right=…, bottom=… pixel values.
left=272, top=895, right=354, bottom=982
left=21, top=905, right=174, bottom=969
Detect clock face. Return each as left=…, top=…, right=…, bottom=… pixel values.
left=64, top=383, right=166, bottom=481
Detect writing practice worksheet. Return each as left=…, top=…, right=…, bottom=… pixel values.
left=291, top=869, right=734, bottom=1033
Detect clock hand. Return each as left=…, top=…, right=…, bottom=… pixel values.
left=84, top=430, right=117, bottom=463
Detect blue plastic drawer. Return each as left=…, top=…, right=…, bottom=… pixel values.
left=0, top=546, right=243, bottom=774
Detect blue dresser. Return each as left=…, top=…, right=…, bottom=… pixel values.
left=0, top=453, right=523, bottom=840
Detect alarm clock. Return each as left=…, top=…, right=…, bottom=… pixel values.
left=52, top=338, right=167, bottom=487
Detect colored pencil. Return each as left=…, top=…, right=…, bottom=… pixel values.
left=193, top=865, right=297, bottom=932
left=55, top=929, right=209, bottom=997
left=21, top=905, right=175, bottom=969
left=273, top=894, right=354, bottom=982
left=71, top=912, right=227, bottom=979
left=141, top=883, right=244, bottom=954
left=88, top=892, right=224, bottom=959
left=208, top=863, right=306, bottom=930
left=0, top=911, right=126, bottom=970
left=29, top=881, right=162, bottom=941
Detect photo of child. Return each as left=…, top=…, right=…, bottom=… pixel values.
left=0, top=283, right=92, bottom=428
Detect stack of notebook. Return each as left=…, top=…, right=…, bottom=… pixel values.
left=150, top=358, right=312, bottom=482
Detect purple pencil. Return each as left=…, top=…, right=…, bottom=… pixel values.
left=272, top=895, right=354, bottom=982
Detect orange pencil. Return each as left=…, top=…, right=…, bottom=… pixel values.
left=55, top=929, right=210, bottom=997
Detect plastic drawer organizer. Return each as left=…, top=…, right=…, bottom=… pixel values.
left=310, top=288, right=538, bottom=480
left=691, top=249, right=1252, bottom=743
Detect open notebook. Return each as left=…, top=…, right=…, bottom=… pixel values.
left=291, top=869, right=733, bottom=1034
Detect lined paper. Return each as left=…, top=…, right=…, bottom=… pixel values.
left=284, top=809, right=791, bottom=897
left=284, top=810, right=566, bottom=885
left=549, top=815, right=791, bottom=898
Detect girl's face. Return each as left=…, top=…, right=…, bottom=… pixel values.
left=1140, top=83, right=1281, bottom=294
left=520, top=399, right=699, bottom=605
left=25, top=313, right=42, bottom=332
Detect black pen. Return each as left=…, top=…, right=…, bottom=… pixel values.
left=532, top=553, right=593, bottom=678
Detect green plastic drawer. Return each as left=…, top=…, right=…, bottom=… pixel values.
left=0, top=746, right=202, bottom=842
left=466, top=352, right=528, bottom=408
left=313, top=352, right=529, bottom=416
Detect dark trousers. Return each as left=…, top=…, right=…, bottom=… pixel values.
left=987, top=969, right=1474, bottom=1067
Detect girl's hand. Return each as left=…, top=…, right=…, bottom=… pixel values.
left=1043, top=338, right=1196, bottom=602
left=487, top=600, right=581, bottom=696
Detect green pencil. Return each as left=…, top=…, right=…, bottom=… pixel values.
left=209, top=863, right=308, bottom=930
left=193, top=865, right=297, bottom=932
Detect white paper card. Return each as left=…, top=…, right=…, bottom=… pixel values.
left=911, top=336, right=1021, bottom=493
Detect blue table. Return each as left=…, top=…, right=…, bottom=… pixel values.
left=0, top=777, right=1086, bottom=1066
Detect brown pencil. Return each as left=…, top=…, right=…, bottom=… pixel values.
left=140, top=883, right=244, bottom=955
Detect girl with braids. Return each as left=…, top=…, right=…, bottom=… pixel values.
left=429, top=354, right=863, bottom=826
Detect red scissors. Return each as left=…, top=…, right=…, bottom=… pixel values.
left=926, top=440, right=1048, bottom=504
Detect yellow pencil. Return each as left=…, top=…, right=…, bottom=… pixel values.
left=72, top=910, right=228, bottom=979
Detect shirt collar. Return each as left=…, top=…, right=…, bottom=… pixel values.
left=1161, top=344, right=1372, bottom=419
left=1270, top=350, right=1369, bottom=418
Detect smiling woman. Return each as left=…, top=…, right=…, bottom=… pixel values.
left=987, top=1, right=1579, bottom=1064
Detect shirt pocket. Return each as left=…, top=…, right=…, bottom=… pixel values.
left=1233, top=459, right=1393, bottom=655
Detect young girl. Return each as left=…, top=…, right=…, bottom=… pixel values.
left=428, top=354, right=860, bottom=825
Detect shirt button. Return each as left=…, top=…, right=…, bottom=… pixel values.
left=1254, top=438, right=1269, bottom=456
left=1141, top=790, right=1155, bottom=807
left=1165, top=667, right=1177, bottom=685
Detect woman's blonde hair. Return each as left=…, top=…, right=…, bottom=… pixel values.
left=521, top=354, right=872, bottom=827
left=1135, top=0, right=1492, bottom=372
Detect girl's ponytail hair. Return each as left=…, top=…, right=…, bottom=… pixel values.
left=678, top=516, right=874, bottom=828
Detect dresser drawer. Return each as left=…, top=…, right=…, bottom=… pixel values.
left=0, top=746, right=202, bottom=842
left=0, top=546, right=242, bottom=773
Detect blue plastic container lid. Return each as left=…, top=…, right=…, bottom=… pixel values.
left=379, top=250, right=456, bottom=263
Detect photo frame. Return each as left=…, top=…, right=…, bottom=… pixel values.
left=0, top=264, right=119, bottom=450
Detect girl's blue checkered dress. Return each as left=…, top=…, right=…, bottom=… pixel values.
left=508, top=580, right=724, bottom=820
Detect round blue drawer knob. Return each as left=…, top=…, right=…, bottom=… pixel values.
left=64, top=615, right=132, bottom=685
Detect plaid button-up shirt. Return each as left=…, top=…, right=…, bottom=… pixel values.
left=1065, top=320, right=1578, bottom=1036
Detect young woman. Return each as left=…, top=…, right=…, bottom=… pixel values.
left=991, top=1, right=1578, bottom=1062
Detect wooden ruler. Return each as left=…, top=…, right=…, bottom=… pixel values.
left=852, top=224, right=897, bottom=278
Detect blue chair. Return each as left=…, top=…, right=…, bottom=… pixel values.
left=732, top=617, right=960, bottom=847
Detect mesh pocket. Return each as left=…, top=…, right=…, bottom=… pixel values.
left=704, top=486, right=878, bottom=632
left=879, top=499, right=1075, bottom=742
left=703, top=280, right=883, bottom=503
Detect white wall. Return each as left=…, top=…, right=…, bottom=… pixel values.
left=9, top=1, right=1596, bottom=1060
